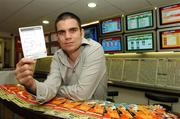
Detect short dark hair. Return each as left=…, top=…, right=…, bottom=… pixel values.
left=55, top=12, right=82, bottom=31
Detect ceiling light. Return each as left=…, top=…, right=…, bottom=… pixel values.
left=88, top=2, right=96, bottom=8
left=42, top=20, right=49, bottom=24
left=81, top=21, right=99, bottom=27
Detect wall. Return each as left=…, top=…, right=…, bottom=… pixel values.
left=0, top=39, right=4, bottom=68
left=4, top=37, right=15, bottom=68
left=0, top=32, right=15, bottom=68
left=0, top=43, right=1, bottom=58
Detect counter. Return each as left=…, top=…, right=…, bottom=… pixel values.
left=0, top=98, right=58, bottom=119
left=0, top=70, right=17, bottom=84
left=108, top=80, right=180, bottom=97
left=0, top=84, right=178, bottom=119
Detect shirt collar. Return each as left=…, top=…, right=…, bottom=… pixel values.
left=81, top=38, right=91, bottom=45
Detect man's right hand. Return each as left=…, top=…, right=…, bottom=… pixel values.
left=15, top=58, right=36, bottom=93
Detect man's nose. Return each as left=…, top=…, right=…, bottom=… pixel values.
left=64, top=31, right=71, bottom=39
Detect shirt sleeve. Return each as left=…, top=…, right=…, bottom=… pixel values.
left=35, top=54, right=62, bottom=103
left=58, top=45, right=107, bottom=101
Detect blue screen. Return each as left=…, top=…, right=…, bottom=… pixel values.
left=84, top=26, right=98, bottom=41
left=102, top=37, right=122, bottom=52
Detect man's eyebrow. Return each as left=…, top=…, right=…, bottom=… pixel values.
left=57, top=29, right=64, bottom=32
left=57, top=27, right=79, bottom=32
left=69, top=27, right=79, bottom=30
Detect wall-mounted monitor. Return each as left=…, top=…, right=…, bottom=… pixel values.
left=82, top=23, right=99, bottom=42
left=100, top=35, right=123, bottom=53
left=157, top=2, right=180, bottom=28
left=125, top=9, right=156, bottom=33
left=124, top=31, right=156, bottom=52
left=157, top=27, right=180, bottom=51
left=100, top=16, right=123, bottom=36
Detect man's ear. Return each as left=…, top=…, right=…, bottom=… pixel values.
left=81, top=28, right=84, bottom=38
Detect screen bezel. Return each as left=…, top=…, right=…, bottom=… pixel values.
left=124, top=31, right=156, bottom=53
left=157, top=2, right=180, bottom=28
left=124, top=9, right=156, bottom=33
left=99, top=16, right=123, bottom=36
left=82, top=23, right=99, bottom=42
left=157, top=26, right=180, bottom=52
left=100, top=35, right=123, bottom=53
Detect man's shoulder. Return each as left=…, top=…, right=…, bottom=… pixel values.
left=82, top=38, right=104, bottom=55
left=84, top=38, right=101, bottom=48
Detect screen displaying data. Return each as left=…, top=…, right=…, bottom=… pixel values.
left=102, top=37, right=122, bottom=52
left=127, top=10, right=153, bottom=30
left=84, top=26, right=98, bottom=42
left=160, top=3, right=180, bottom=25
left=126, top=33, right=153, bottom=51
left=161, top=29, right=180, bottom=49
left=101, top=17, right=121, bottom=34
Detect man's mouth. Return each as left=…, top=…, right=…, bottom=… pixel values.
left=65, top=42, right=73, bottom=46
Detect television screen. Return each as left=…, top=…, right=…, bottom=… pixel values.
left=160, top=3, right=180, bottom=25
left=100, top=17, right=122, bottom=35
left=125, top=31, right=156, bottom=52
left=157, top=27, right=180, bottom=51
left=101, top=36, right=122, bottom=53
left=83, top=24, right=98, bottom=42
left=125, top=10, right=155, bottom=32
left=158, top=3, right=180, bottom=28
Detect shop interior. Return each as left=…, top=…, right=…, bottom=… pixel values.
left=0, top=0, right=180, bottom=118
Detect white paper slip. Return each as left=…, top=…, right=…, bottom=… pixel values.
left=19, top=25, right=47, bottom=59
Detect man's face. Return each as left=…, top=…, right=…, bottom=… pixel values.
left=56, top=18, right=84, bottom=54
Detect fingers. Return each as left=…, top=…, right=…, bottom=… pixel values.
left=17, top=64, right=34, bottom=74
left=15, top=58, right=36, bottom=88
left=17, top=75, right=33, bottom=85
left=16, top=58, right=36, bottom=67
left=16, top=68, right=34, bottom=81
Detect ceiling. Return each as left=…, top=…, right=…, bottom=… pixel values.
left=0, top=0, right=179, bottom=34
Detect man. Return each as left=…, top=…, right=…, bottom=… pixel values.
left=15, top=12, right=107, bottom=103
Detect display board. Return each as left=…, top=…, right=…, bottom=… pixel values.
left=100, top=16, right=123, bottom=36
left=100, top=35, right=123, bottom=53
left=124, top=31, right=156, bottom=52
left=82, top=23, right=99, bottom=42
left=124, top=9, right=156, bottom=32
left=157, top=2, right=180, bottom=28
left=157, top=27, right=180, bottom=51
